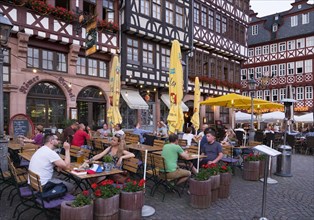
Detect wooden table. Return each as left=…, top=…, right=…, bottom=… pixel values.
left=18, top=151, right=36, bottom=161
left=8, top=143, right=22, bottom=151
left=126, top=143, right=163, bottom=152
left=152, top=150, right=207, bottom=160
left=68, top=163, right=123, bottom=179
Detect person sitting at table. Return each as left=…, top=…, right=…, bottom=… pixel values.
left=182, top=127, right=196, bottom=146
left=199, top=129, right=223, bottom=166
left=264, top=124, right=274, bottom=135
left=162, top=134, right=191, bottom=185
left=305, top=125, right=314, bottom=137
left=113, top=123, right=125, bottom=137
left=28, top=134, right=74, bottom=192
left=97, top=123, right=111, bottom=137
left=62, top=121, right=79, bottom=144
left=221, top=128, right=236, bottom=146
left=72, top=123, right=92, bottom=149
left=157, top=120, right=168, bottom=137
left=133, top=122, right=151, bottom=143
left=87, top=134, right=135, bottom=183
left=22, top=125, right=44, bottom=146
left=195, top=124, right=208, bottom=142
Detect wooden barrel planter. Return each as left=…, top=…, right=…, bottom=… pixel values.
left=243, top=161, right=260, bottom=181
left=259, top=159, right=266, bottom=178
left=189, top=178, right=212, bottom=209
left=210, top=174, right=220, bottom=202
left=120, top=190, right=144, bottom=220
left=61, top=201, right=93, bottom=220
left=94, top=194, right=119, bottom=220
left=219, top=172, right=232, bottom=199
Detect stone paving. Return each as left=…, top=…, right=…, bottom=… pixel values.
left=1, top=154, right=313, bottom=220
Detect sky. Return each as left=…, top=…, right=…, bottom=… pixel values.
left=250, top=0, right=314, bottom=17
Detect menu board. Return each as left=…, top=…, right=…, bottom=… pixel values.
left=12, top=120, right=29, bottom=136
left=9, top=114, right=34, bottom=138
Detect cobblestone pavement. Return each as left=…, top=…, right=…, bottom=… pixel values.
left=1, top=154, right=313, bottom=220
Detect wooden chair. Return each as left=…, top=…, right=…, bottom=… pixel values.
left=187, top=145, right=199, bottom=154
left=93, top=139, right=104, bottom=155
left=125, top=133, right=140, bottom=144
left=7, top=156, right=32, bottom=218
left=69, top=145, right=91, bottom=162
left=153, top=139, right=165, bottom=148
left=178, top=139, right=187, bottom=147
left=27, top=170, right=74, bottom=219
left=123, top=157, right=140, bottom=176
left=221, top=145, right=240, bottom=173
left=150, top=154, right=181, bottom=201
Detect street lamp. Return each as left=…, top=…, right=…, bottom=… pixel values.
left=248, top=78, right=257, bottom=143
left=0, top=12, right=13, bottom=172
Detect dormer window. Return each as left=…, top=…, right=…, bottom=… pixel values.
left=273, top=24, right=278, bottom=32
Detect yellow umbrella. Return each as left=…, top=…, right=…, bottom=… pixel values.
left=107, top=55, right=122, bottom=126
left=167, top=40, right=184, bottom=133
left=234, top=102, right=284, bottom=114
left=190, top=77, right=200, bottom=132
left=200, top=93, right=268, bottom=107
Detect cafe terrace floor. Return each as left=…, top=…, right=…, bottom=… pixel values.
left=1, top=154, right=313, bottom=220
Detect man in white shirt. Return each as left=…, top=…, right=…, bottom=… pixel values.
left=28, top=134, right=74, bottom=192
left=113, top=123, right=125, bottom=136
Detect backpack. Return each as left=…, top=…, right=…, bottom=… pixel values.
left=39, top=181, right=68, bottom=201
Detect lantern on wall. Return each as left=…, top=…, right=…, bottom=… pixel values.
left=144, top=94, right=150, bottom=102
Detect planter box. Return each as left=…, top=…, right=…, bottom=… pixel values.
left=61, top=201, right=93, bottom=220
left=243, top=161, right=260, bottom=181
left=120, top=190, right=144, bottom=220
left=219, top=172, right=232, bottom=199
left=189, top=178, right=212, bottom=209
left=94, top=194, right=119, bottom=220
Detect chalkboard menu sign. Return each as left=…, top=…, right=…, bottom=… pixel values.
left=13, top=120, right=29, bottom=136
left=9, top=114, right=34, bottom=138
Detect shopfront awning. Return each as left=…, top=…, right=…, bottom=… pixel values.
left=121, top=89, right=149, bottom=110
left=160, top=94, right=189, bottom=112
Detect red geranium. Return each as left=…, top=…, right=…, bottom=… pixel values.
left=92, top=179, right=120, bottom=199
left=122, top=178, right=145, bottom=192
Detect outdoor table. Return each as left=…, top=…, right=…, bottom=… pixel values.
left=68, top=163, right=123, bottom=179
left=152, top=150, right=207, bottom=160
left=126, top=143, right=163, bottom=152
left=8, top=143, right=22, bottom=151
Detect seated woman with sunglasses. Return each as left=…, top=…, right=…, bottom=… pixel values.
left=86, top=134, right=135, bottom=182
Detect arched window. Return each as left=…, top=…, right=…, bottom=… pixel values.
left=26, top=82, right=66, bottom=128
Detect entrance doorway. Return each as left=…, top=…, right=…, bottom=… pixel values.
left=77, top=86, right=106, bottom=129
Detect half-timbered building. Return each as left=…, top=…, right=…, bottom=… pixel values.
left=187, top=0, right=249, bottom=127
left=1, top=0, right=119, bottom=130
left=242, top=0, right=314, bottom=116
left=119, top=0, right=193, bottom=130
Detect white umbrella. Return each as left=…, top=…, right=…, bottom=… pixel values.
left=262, top=111, right=285, bottom=122
left=294, top=113, right=314, bottom=123
left=235, top=111, right=256, bottom=122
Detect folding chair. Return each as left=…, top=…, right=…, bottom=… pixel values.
left=178, top=139, right=188, bottom=147
left=221, top=146, right=239, bottom=173
left=150, top=154, right=181, bottom=201
left=153, top=139, right=165, bottom=148
left=93, top=139, right=104, bottom=155
left=7, top=156, right=33, bottom=219
left=26, top=170, right=75, bottom=220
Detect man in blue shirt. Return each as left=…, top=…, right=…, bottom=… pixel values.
left=133, top=122, right=151, bottom=143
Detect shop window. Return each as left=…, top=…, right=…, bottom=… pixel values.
left=220, top=107, right=229, bottom=124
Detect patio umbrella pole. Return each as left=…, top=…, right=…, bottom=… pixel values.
left=197, top=140, right=200, bottom=173
left=142, top=149, right=155, bottom=217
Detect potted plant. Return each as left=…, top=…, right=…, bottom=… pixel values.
left=103, top=155, right=114, bottom=172
left=91, top=179, right=120, bottom=220
left=189, top=164, right=212, bottom=209
left=243, top=153, right=260, bottom=181
left=120, top=178, right=145, bottom=220
left=218, top=163, right=232, bottom=199
left=60, top=190, right=93, bottom=220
